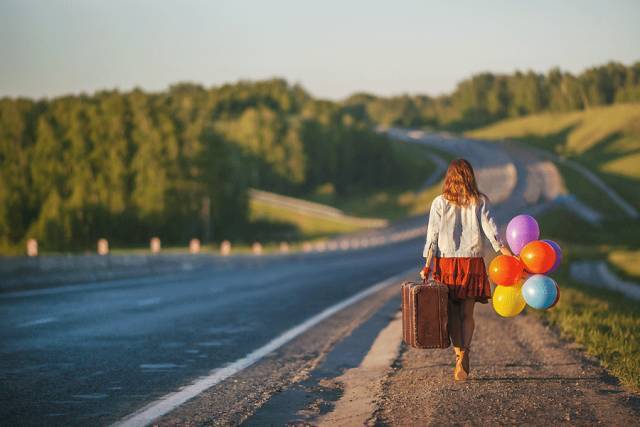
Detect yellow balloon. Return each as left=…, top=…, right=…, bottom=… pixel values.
left=492, top=283, right=526, bottom=318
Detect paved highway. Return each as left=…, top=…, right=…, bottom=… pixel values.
left=1, top=240, right=425, bottom=426
left=0, top=132, right=562, bottom=426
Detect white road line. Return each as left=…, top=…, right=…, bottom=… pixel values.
left=111, top=268, right=413, bottom=427
left=17, top=317, right=58, bottom=328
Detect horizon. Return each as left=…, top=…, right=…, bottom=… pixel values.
left=2, top=59, right=639, bottom=103
left=2, top=0, right=639, bottom=101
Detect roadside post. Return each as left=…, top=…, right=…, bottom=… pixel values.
left=150, top=237, right=161, bottom=254
left=252, top=242, right=263, bottom=255
left=220, top=240, right=231, bottom=256
left=97, top=238, right=109, bottom=255
left=26, top=239, right=38, bottom=257
left=189, top=238, right=201, bottom=254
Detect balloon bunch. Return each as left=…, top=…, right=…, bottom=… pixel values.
left=489, top=214, right=562, bottom=318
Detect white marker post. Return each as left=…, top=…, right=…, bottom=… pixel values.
left=189, top=238, right=200, bottom=254
left=97, top=238, right=109, bottom=255
left=150, top=237, right=161, bottom=254
left=252, top=242, right=263, bottom=255
left=220, top=240, right=231, bottom=256
left=26, top=239, right=38, bottom=257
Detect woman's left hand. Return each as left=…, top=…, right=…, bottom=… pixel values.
left=500, top=246, right=513, bottom=257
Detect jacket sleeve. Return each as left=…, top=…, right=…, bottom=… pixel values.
left=480, top=197, right=504, bottom=252
left=423, top=197, right=442, bottom=257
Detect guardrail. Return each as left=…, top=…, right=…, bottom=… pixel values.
left=249, top=189, right=388, bottom=228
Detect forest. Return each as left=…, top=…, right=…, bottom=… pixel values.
left=0, top=80, right=424, bottom=253
left=347, top=61, right=640, bottom=130
left=1, top=61, right=638, bottom=253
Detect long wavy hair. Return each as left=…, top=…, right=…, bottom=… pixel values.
left=442, top=158, right=485, bottom=206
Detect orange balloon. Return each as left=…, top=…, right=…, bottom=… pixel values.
left=488, top=255, right=524, bottom=286
left=520, top=240, right=556, bottom=274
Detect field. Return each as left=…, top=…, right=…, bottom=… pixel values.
left=608, top=249, right=640, bottom=281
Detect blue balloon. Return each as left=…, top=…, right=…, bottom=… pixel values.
left=522, top=274, right=558, bottom=309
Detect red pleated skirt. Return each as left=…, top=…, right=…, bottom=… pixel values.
left=432, top=257, right=492, bottom=303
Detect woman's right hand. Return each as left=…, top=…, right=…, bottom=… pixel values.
left=419, top=265, right=430, bottom=280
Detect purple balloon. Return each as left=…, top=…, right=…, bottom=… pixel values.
left=542, top=239, right=562, bottom=273
left=506, top=215, right=540, bottom=255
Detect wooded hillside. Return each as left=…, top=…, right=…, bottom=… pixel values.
left=0, top=80, right=422, bottom=252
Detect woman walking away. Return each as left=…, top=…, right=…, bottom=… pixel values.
left=420, top=159, right=512, bottom=381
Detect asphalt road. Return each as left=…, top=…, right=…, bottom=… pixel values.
left=0, top=237, right=424, bottom=426
left=0, top=131, right=562, bottom=426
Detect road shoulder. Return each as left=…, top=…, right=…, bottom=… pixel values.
left=313, top=310, right=403, bottom=426
left=374, top=303, right=640, bottom=425
left=154, top=271, right=411, bottom=426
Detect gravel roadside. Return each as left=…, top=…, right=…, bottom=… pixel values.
left=373, top=302, right=640, bottom=425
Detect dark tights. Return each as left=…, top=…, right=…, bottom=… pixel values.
left=448, top=298, right=476, bottom=348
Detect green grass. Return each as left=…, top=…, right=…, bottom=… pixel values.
left=531, top=205, right=640, bottom=391
left=468, top=103, right=640, bottom=211
left=608, top=249, right=640, bottom=282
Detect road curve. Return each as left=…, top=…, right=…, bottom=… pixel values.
left=0, top=133, right=565, bottom=426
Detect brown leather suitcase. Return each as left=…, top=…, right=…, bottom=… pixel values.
left=401, top=280, right=450, bottom=349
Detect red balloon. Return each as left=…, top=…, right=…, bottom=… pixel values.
left=520, top=240, right=556, bottom=274
left=488, top=255, right=524, bottom=286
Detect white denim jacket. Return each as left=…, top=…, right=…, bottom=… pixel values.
left=422, top=195, right=504, bottom=258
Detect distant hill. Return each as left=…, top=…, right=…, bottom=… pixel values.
left=468, top=103, right=640, bottom=211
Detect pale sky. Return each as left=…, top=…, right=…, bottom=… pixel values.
left=1, top=0, right=639, bottom=100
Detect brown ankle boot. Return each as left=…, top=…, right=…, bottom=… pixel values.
left=453, top=347, right=467, bottom=381
left=460, top=348, right=470, bottom=378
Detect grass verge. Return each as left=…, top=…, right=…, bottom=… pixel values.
left=532, top=205, right=640, bottom=391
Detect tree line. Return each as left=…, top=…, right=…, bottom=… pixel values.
left=1, top=60, right=638, bottom=253
left=0, top=80, right=424, bottom=253
left=345, top=61, right=640, bottom=130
